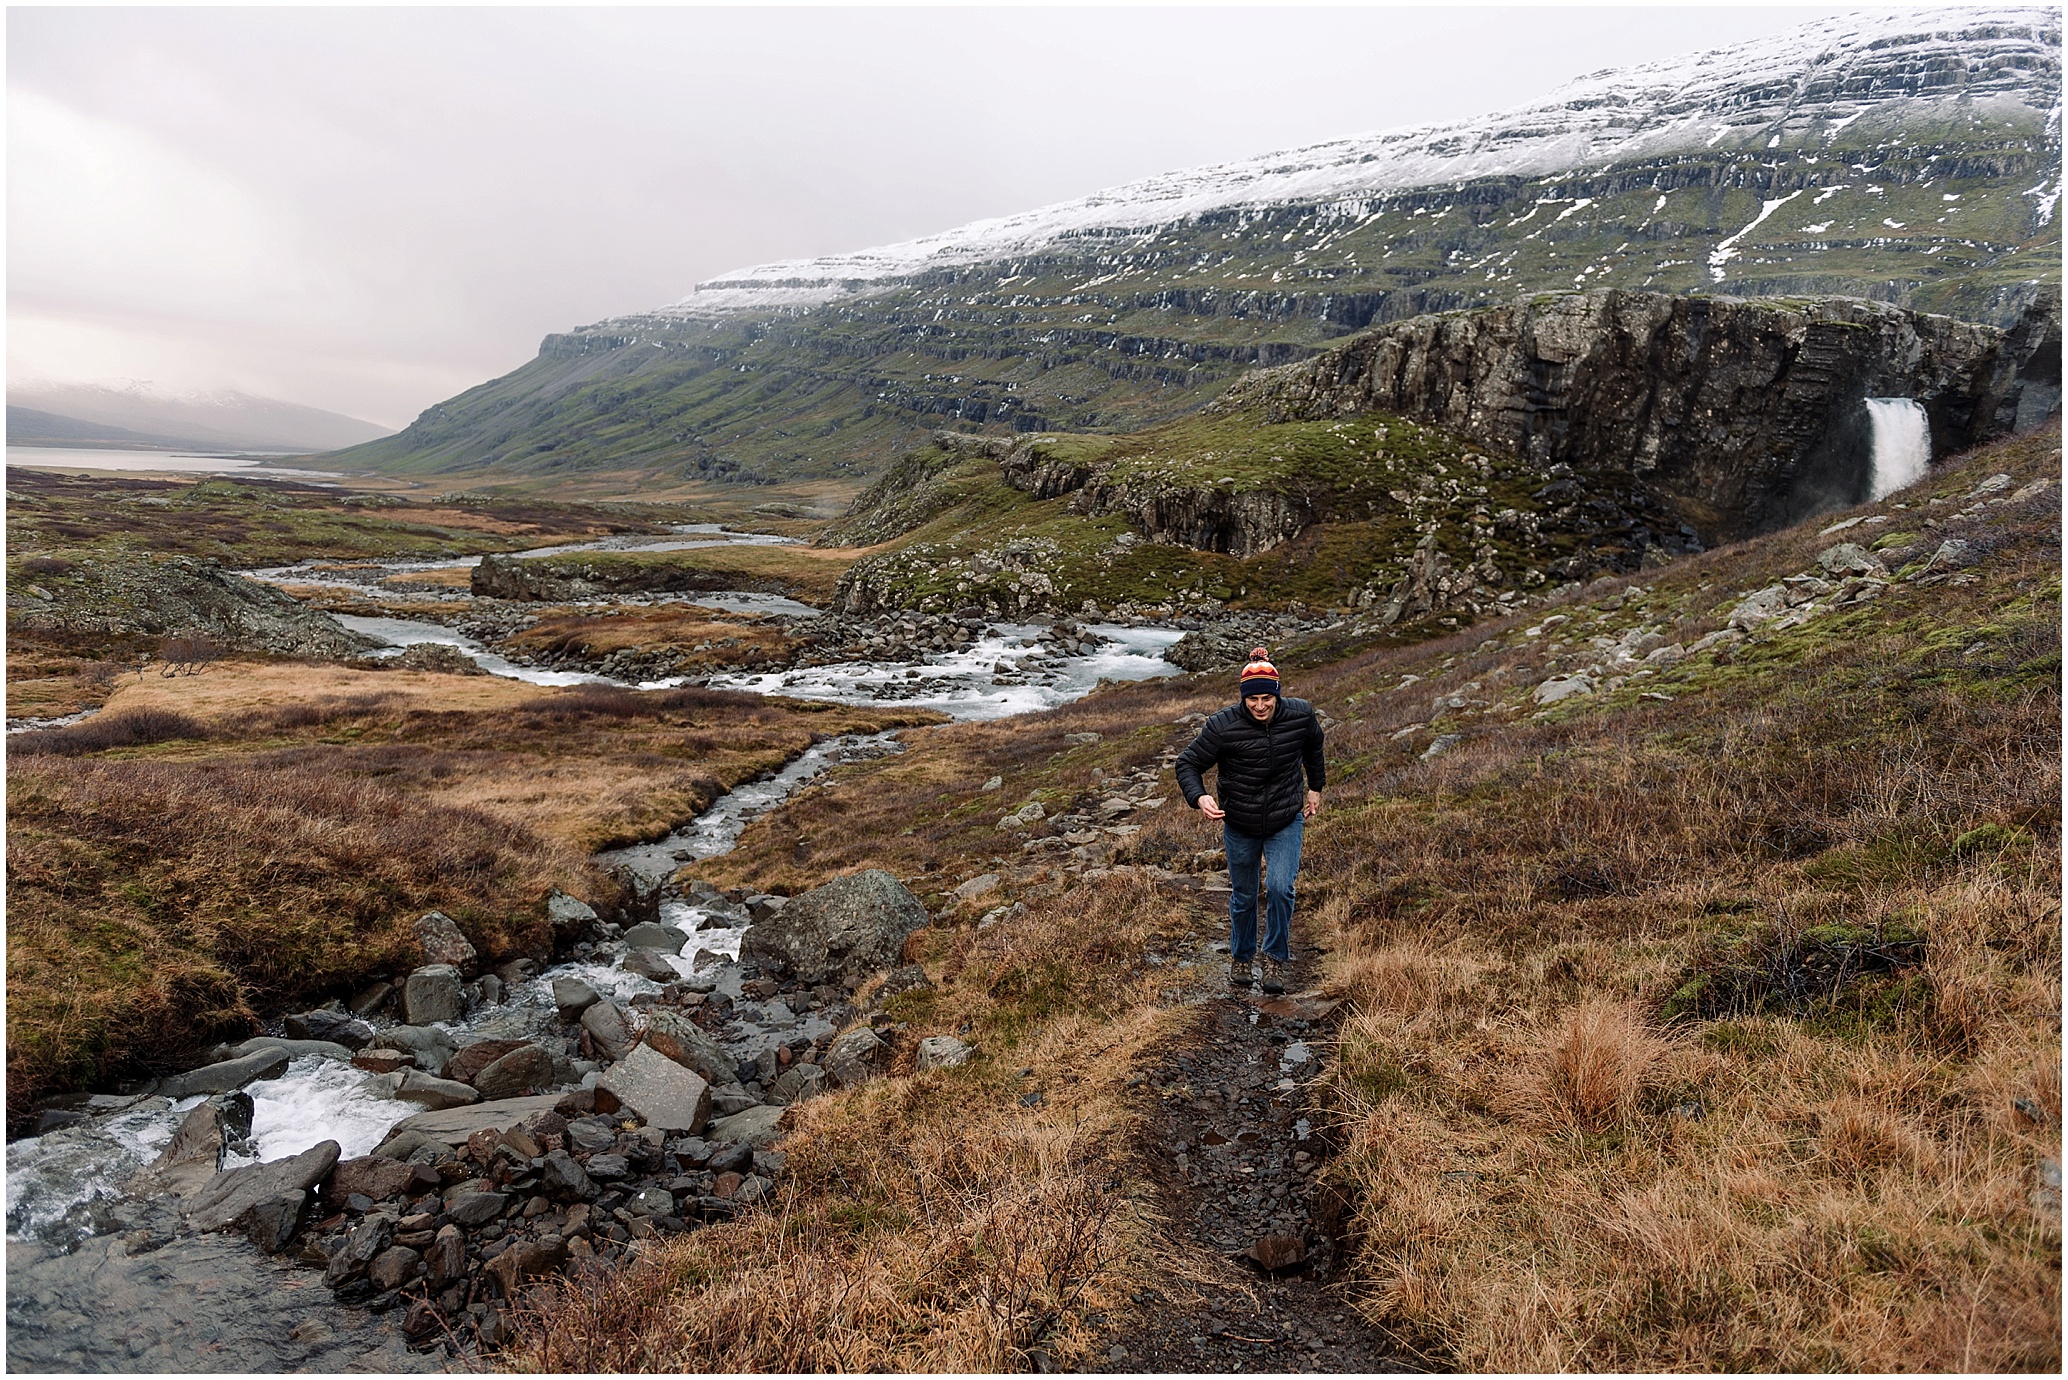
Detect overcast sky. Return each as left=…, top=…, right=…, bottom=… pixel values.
left=9, top=5, right=1850, bottom=430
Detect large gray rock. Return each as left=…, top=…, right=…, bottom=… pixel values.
left=766, top=1063, right=827, bottom=1107
left=283, top=1010, right=375, bottom=1049
left=473, top=1044, right=556, bottom=1100
left=379, top=1024, right=459, bottom=1072
left=402, top=965, right=465, bottom=1025
left=705, top=1104, right=787, bottom=1149
left=739, top=868, right=930, bottom=984
left=1818, top=542, right=1889, bottom=578
left=640, top=1008, right=739, bottom=1087
left=621, top=948, right=679, bottom=983
left=391, top=1069, right=478, bottom=1111
left=580, top=1000, right=637, bottom=1062
left=597, top=1044, right=712, bottom=1133
left=149, top=1092, right=254, bottom=1193
left=186, top=1140, right=341, bottom=1233
left=378, top=1094, right=565, bottom=1150
left=546, top=889, right=598, bottom=933
left=822, top=1028, right=890, bottom=1088
left=224, top=1037, right=354, bottom=1063
left=159, top=1048, right=290, bottom=1101
left=412, top=912, right=477, bottom=971
left=552, top=977, right=601, bottom=1021
left=915, top=1036, right=973, bottom=1071
left=621, top=923, right=688, bottom=955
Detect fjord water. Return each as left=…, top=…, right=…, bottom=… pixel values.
left=5, top=445, right=342, bottom=480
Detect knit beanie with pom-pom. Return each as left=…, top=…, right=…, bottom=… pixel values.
left=1239, top=648, right=1280, bottom=698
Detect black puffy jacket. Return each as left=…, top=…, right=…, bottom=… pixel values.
left=1174, top=696, right=1326, bottom=839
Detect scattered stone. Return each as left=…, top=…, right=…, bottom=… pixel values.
left=585, top=1153, right=631, bottom=1181
left=445, top=1192, right=507, bottom=1228
left=473, top=1045, right=556, bottom=1100
left=159, top=1048, right=292, bottom=1101
left=581, top=1000, right=639, bottom=1062
left=1926, top=537, right=1980, bottom=570
left=188, top=1140, right=342, bottom=1234
left=598, top=1043, right=713, bottom=1133
left=368, top=1246, right=422, bottom=1292
left=426, top=1224, right=468, bottom=1289
left=1817, top=542, right=1888, bottom=578
left=641, top=1008, right=740, bottom=1087
left=540, top=1149, right=598, bottom=1202
left=1246, top=1233, right=1307, bottom=1272
left=739, top=868, right=931, bottom=985
left=621, top=923, right=689, bottom=954
left=443, top=1040, right=529, bottom=1086
left=822, top=1028, right=890, bottom=1087
left=1530, top=675, right=1595, bottom=706
left=378, top=1024, right=459, bottom=1073
left=951, top=873, right=1001, bottom=904
left=1727, top=584, right=1791, bottom=629
left=705, top=1105, right=787, bottom=1149
left=552, top=977, right=602, bottom=1021
left=1420, top=733, right=1462, bottom=760
left=325, top=1217, right=394, bottom=1285
left=413, top=911, right=477, bottom=971
left=622, top=948, right=679, bottom=982
left=708, top=1083, right=761, bottom=1116
left=546, top=889, right=600, bottom=933
left=916, top=1036, right=974, bottom=1071
left=402, top=965, right=466, bottom=1026
left=485, top=1239, right=567, bottom=1298
left=326, top=1155, right=417, bottom=1204
left=766, top=1063, right=828, bottom=1106
left=284, top=1010, right=376, bottom=1049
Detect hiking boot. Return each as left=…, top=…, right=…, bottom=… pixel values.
left=1260, top=958, right=1289, bottom=995
left=1229, top=959, right=1254, bottom=990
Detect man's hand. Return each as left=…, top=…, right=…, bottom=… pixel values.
left=1304, top=790, right=1322, bottom=819
left=1197, top=794, right=1226, bottom=820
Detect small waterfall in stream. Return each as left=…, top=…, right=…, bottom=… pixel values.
left=1866, top=398, right=1931, bottom=500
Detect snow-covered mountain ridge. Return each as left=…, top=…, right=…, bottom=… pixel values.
left=664, top=7, right=2059, bottom=318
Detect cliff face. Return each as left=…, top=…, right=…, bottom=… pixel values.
left=1216, top=290, right=2059, bottom=540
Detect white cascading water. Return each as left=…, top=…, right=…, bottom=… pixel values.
left=1866, top=398, right=1932, bottom=499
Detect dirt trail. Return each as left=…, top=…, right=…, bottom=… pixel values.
left=1085, top=952, right=1416, bottom=1374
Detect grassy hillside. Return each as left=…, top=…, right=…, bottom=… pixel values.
left=329, top=125, right=2059, bottom=486
left=510, top=421, right=2059, bottom=1370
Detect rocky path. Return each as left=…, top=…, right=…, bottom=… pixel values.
left=1085, top=954, right=1414, bottom=1374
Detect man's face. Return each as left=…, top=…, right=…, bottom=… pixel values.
left=1245, top=692, right=1278, bottom=721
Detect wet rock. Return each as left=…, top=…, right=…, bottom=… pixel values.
left=621, top=922, right=689, bottom=954
left=368, top=1246, right=421, bottom=1292
left=327, top=1155, right=417, bottom=1204
left=823, top=1028, right=890, bottom=1087
left=226, top=1036, right=356, bottom=1063
left=283, top=1010, right=376, bottom=1049
left=443, top=1039, right=528, bottom=1086
left=766, top=1063, right=827, bottom=1106
left=152, top=1091, right=254, bottom=1184
left=915, top=1036, right=974, bottom=1071
left=381, top=1093, right=565, bottom=1149
left=239, top=1192, right=308, bottom=1255
left=622, top=948, right=679, bottom=983
left=474, top=1044, right=556, bottom=1100
left=745, top=894, right=789, bottom=921
left=599, top=1043, right=712, bottom=1132
left=393, top=1069, right=479, bottom=1111
left=325, top=1217, right=394, bottom=1285
left=547, top=889, right=599, bottom=934
left=485, top=1239, right=567, bottom=1298
left=640, top=1008, right=740, bottom=1087
left=413, top=911, right=477, bottom=971
left=349, top=981, right=395, bottom=1018
left=581, top=1000, right=638, bottom=1062
left=479, top=974, right=505, bottom=1006
left=353, top=1048, right=414, bottom=1074
left=706, top=1105, right=787, bottom=1149
left=445, top=1192, right=507, bottom=1227
left=739, top=868, right=930, bottom=985
left=540, top=1149, right=598, bottom=1202
left=552, top=977, right=601, bottom=1021
left=378, top=1024, right=459, bottom=1073
left=402, top=965, right=466, bottom=1025
left=159, top=1048, right=291, bottom=1101
left=425, top=1224, right=467, bottom=1289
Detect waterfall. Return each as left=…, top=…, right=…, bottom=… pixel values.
left=1865, top=398, right=1931, bottom=499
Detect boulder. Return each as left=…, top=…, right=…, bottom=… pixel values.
left=326, top=1155, right=417, bottom=1204
left=474, top=1045, right=556, bottom=1100
left=402, top=965, right=466, bottom=1025
left=621, top=923, right=688, bottom=954
left=368, top=1245, right=422, bottom=1292
left=159, top=1048, right=290, bottom=1101
left=378, top=1024, right=458, bottom=1072
left=153, top=1092, right=254, bottom=1181
left=226, top=1037, right=355, bottom=1063
left=597, top=1043, right=712, bottom=1133
left=552, top=977, right=601, bottom=1021
left=413, top=911, right=477, bottom=971
left=187, top=1139, right=341, bottom=1233
left=738, top=868, right=930, bottom=985
left=1817, top=542, right=1888, bottom=578
left=546, top=890, right=599, bottom=934
left=239, top=1192, right=308, bottom=1254
left=353, top=1048, right=414, bottom=1074
left=765, top=1064, right=827, bottom=1106
left=705, top=1105, right=787, bottom=1149
left=392, top=1069, right=479, bottom=1110
left=380, top=1093, right=566, bottom=1149
left=622, top=948, right=679, bottom=983
left=951, top=873, right=1001, bottom=904
left=284, top=1009, right=376, bottom=1049
left=915, top=1036, right=974, bottom=1071
left=581, top=1000, right=638, bottom=1062
left=1531, top=675, right=1596, bottom=706
left=1727, top=584, right=1790, bottom=630
left=443, top=1039, right=529, bottom=1086
left=822, top=1028, right=890, bottom=1088
left=640, top=1008, right=740, bottom=1087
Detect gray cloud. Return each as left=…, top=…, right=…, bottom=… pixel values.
left=9, top=6, right=1846, bottom=428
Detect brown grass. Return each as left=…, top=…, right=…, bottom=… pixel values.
left=503, top=605, right=796, bottom=669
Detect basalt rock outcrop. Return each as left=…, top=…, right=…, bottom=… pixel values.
left=1215, top=290, right=2061, bottom=540
left=7, top=555, right=379, bottom=659
left=470, top=552, right=792, bottom=602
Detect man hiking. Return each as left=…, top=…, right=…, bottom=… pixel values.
left=1175, top=648, right=1325, bottom=995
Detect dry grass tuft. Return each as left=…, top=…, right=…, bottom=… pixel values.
left=1535, top=1002, right=1666, bottom=1134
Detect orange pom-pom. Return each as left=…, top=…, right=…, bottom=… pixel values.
left=1249, top=646, right=1269, bottom=660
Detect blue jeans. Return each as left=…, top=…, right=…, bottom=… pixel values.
left=1225, top=816, right=1302, bottom=964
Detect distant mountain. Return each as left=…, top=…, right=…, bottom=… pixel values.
left=7, top=382, right=390, bottom=454
left=5, top=406, right=196, bottom=450
left=332, top=6, right=2062, bottom=483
